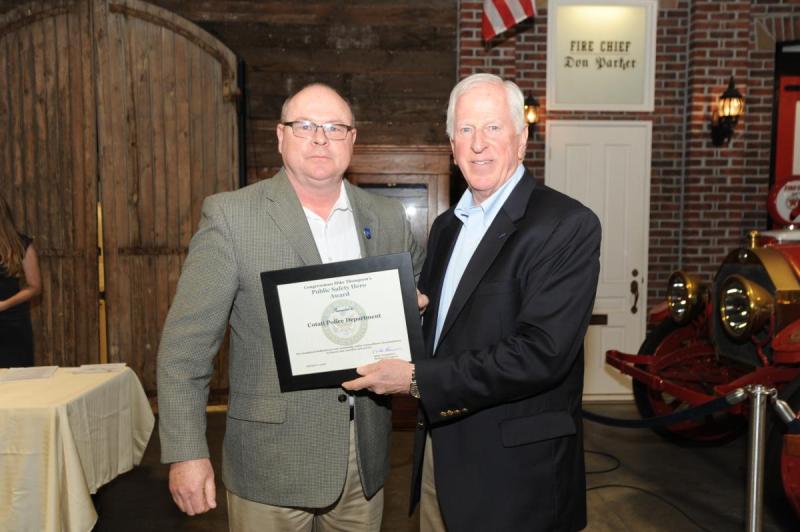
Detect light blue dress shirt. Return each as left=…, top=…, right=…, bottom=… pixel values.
left=433, top=164, right=526, bottom=350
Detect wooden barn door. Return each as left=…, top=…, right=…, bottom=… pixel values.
left=94, top=0, right=239, bottom=398
left=0, top=0, right=238, bottom=398
left=0, top=0, right=100, bottom=366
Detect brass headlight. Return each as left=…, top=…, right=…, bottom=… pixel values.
left=719, top=275, right=773, bottom=339
left=667, top=271, right=700, bottom=324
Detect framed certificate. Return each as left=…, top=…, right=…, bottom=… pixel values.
left=260, top=252, right=423, bottom=392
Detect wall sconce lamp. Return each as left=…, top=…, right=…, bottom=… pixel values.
left=524, top=95, right=541, bottom=133
left=710, top=76, right=745, bottom=146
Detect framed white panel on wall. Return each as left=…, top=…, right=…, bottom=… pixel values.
left=546, top=0, right=657, bottom=111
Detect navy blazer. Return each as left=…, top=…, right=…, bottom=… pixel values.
left=412, top=170, right=601, bottom=532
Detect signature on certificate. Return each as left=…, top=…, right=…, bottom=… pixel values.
left=373, top=345, right=401, bottom=359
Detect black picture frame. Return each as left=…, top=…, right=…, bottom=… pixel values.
left=260, top=252, right=423, bottom=392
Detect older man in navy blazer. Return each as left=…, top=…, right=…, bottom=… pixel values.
left=345, top=73, right=601, bottom=531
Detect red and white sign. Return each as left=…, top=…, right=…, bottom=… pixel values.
left=768, top=178, right=800, bottom=226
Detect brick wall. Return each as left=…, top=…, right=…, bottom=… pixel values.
left=458, top=0, right=800, bottom=310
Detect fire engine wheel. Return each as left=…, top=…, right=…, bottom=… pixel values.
left=765, top=378, right=800, bottom=523
left=632, top=320, right=746, bottom=447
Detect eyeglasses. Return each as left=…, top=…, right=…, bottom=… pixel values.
left=281, top=120, right=355, bottom=141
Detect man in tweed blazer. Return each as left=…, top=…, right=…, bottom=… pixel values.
left=157, top=83, right=424, bottom=531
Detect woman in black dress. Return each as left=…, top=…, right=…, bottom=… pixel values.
left=0, top=195, right=41, bottom=367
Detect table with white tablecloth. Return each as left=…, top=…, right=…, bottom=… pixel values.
left=0, top=367, right=154, bottom=532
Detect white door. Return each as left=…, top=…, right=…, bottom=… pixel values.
left=545, top=120, right=651, bottom=401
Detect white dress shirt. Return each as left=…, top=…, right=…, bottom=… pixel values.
left=302, top=182, right=362, bottom=264
left=302, top=181, right=361, bottom=406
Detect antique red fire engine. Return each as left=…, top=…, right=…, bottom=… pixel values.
left=606, top=176, right=800, bottom=519
left=606, top=46, right=800, bottom=519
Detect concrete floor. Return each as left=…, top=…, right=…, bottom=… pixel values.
left=92, top=404, right=795, bottom=531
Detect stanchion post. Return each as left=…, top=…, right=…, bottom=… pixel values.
left=745, top=385, right=770, bottom=532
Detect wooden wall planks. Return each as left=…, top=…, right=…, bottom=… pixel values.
left=95, top=0, right=239, bottom=397
left=0, top=0, right=99, bottom=367
left=144, top=0, right=457, bottom=183
left=0, top=0, right=239, bottom=400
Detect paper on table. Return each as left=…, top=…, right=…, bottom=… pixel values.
left=0, top=365, right=59, bottom=382
left=71, top=363, right=127, bottom=374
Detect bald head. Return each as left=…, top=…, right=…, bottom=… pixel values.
left=281, top=83, right=354, bottom=126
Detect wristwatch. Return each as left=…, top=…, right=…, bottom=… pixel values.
left=409, top=365, right=420, bottom=399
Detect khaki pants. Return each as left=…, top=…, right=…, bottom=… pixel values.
left=420, top=433, right=447, bottom=532
left=227, top=422, right=383, bottom=532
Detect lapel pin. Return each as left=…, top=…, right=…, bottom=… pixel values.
left=363, top=227, right=372, bottom=240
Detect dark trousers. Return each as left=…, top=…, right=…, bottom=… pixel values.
left=0, top=317, right=34, bottom=367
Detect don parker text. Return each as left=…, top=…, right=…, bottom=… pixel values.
left=564, top=40, right=636, bottom=71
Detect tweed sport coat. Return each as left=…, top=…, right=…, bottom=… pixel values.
left=157, top=169, right=424, bottom=508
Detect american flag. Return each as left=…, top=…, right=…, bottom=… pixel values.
left=482, top=0, right=537, bottom=42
